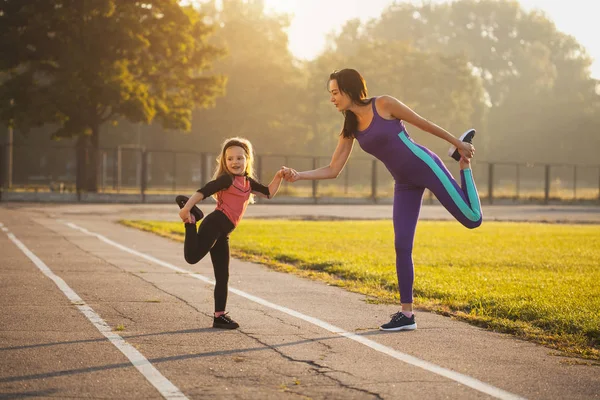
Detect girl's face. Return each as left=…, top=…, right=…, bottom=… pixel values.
left=225, top=145, right=247, bottom=176
left=328, top=79, right=351, bottom=111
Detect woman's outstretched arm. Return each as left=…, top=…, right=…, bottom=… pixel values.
left=285, top=133, right=354, bottom=182
left=379, top=95, right=472, bottom=154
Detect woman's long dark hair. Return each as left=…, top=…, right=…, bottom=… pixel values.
left=328, top=69, right=371, bottom=138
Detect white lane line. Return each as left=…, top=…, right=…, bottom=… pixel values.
left=3, top=225, right=188, bottom=400
left=65, top=222, right=526, bottom=400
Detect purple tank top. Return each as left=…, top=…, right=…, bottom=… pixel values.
left=354, top=97, right=414, bottom=180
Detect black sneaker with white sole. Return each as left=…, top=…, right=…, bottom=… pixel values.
left=379, top=312, right=417, bottom=331
left=175, top=195, right=204, bottom=222
left=448, top=128, right=476, bottom=161
left=213, top=313, right=239, bottom=330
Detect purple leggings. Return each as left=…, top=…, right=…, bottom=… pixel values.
left=392, top=141, right=482, bottom=303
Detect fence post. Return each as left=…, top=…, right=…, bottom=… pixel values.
left=200, top=153, right=207, bottom=187
left=172, top=152, right=177, bottom=192
left=345, top=163, right=350, bottom=195
left=488, top=163, right=494, bottom=204
left=312, top=157, right=318, bottom=203
left=0, top=144, right=4, bottom=191
left=544, top=165, right=550, bottom=205
left=515, top=164, right=520, bottom=201
left=5, top=124, right=13, bottom=189
left=113, top=148, right=118, bottom=191
left=573, top=165, right=577, bottom=200
left=256, top=155, right=262, bottom=183
left=371, top=159, right=377, bottom=202
left=0, top=144, right=4, bottom=201
left=101, top=151, right=107, bottom=192
left=141, top=150, right=147, bottom=202
left=75, top=141, right=86, bottom=201
left=198, top=153, right=203, bottom=187
left=282, top=156, right=289, bottom=195
left=117, top=147, right=122, bottom=193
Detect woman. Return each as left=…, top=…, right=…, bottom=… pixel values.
left=282, top=69, right=482, bottom=331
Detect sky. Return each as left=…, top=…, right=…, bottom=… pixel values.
left=262, top=0, right=600, bottom=79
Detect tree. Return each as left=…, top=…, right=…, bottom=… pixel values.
left=0, top=0, right=225, bottom=191
left=188, top=0, right=310, bottom=156
left=305, top=19, right=486, bottom=156
left=367, top=0, right=600, bottom=164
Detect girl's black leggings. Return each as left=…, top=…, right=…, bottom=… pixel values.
left=184, top=210, right=235, bottom=313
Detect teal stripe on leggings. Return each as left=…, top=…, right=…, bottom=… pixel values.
left=398, top=131, right=481, bottom=222
left=463, top=168, right=481, bottom=215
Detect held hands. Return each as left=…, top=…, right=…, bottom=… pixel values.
left=280, top=166, right=300, bottom=182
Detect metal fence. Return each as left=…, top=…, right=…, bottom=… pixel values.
left=1, top=144, right=599, bottom=204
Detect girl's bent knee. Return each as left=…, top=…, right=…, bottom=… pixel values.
left=184, top=254, right=201, bottom=264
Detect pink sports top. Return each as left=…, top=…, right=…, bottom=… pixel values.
left=197, top=173, right=270, bottom=227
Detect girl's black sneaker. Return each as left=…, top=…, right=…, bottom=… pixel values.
left=175, top=195, right=204, bottom=221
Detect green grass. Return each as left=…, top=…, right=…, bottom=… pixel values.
left=122, top=219, right=600, bottom=360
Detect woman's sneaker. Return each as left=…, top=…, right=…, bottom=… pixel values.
left=213, top=313, right=239, bottom=330
left=448, top=129, right=476, bottom=161
left=175, top=195, right=204, bottom=221
left=379, top=312, right=417, bottom=331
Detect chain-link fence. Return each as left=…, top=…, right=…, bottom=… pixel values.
left=1, top=144, right=599, bottom=203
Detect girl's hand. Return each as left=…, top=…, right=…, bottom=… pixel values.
left=179, top=208, right=191, bottom=223
left=281, top=167, right=300, bottom=182
left=458, top=142, right=475, bottom=159
left=280, top=166, right=289, bottom=179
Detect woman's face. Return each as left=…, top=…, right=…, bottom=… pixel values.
left=225, top=145, right=247, bottom=176
left=328, top=79, right=351, bottom=111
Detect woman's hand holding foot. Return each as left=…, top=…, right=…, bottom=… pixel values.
left=458, top=142, right=475, bottom=159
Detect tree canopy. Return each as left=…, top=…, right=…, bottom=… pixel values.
left=0, top=0, right=225, bottom=190
left=2, top=0, right=599, bottom=186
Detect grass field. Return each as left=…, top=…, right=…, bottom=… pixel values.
left=122, top=219, right=600, bottom=361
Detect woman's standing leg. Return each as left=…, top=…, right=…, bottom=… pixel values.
left=380, top=182, right=423, bottom=331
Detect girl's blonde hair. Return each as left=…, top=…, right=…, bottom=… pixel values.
left=212, top=137, right=257, bottom=202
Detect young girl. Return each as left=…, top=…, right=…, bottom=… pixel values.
left=176, top=137, right=283, bottom=330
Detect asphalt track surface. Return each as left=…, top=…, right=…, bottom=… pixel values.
left=1, top=203, right=599, bottom=399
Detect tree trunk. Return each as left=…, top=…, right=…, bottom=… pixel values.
left=85, top=124, right=100, bottom=192
left=75, top=125, right=100, bottom=193
left=75, top=135, right=89, bottom=193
